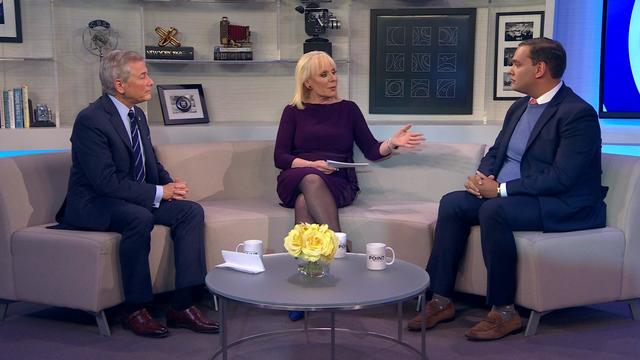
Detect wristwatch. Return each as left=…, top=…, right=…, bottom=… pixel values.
left=496, top=183, right=501, bottom=198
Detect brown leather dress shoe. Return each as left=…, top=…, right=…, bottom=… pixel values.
left=122, top=308, right=169, bottom=338
left=407, top=300, right=455, bottom=331
left=167, top=306, right=220, bottom=334
left=465, top=309, right=522, bottom=341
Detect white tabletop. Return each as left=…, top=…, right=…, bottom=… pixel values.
left=206, top=253, right=430, bottom=311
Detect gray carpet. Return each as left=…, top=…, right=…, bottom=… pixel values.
left=1, top=297, right=639, bottom=360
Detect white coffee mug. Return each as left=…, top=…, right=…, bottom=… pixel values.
left=366, top=242, right=395, bottom=270
left=334, top=232, right=347, bottom=259
left=235, top=239, right=263, bottom=257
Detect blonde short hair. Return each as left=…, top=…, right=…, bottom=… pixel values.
left=290, top=51, right=336, bottom=110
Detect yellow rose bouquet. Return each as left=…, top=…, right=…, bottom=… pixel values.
left=284, top=223, right=338, bottom=277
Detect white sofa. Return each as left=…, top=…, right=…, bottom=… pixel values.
left=1, top=140, right=638, bottom=336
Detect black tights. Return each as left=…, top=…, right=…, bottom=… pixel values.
left=294, top=174, right=341, bottom=232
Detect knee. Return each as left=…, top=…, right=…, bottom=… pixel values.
left=478, top=199, right=505, bottom=224
left=438, top=191, right=469, bottom=217
left=299, top=174, right=323, bottom=190
left=135, top=209, right=154, bottom=230
left=185, top=201, right=205, bottom=222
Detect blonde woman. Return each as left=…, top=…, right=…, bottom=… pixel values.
left=274, top=51, right=423, bottom=321
left=275, top=50, right=424, bottom=233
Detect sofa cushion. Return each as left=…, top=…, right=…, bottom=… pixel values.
left=11, top=224, right=173, bottom=312
left=342, top=199, right=439, bottom=267
left=199, top=199, right=292, bottom=267
left=453, top=226, right=626, bottom=312
left=199, top=198, right=440, bottom=269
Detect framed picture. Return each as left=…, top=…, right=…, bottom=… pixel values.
left=156, top=84, right=209, bottom=125
left=493, top=11, right=544, bottom=100
left=370, top=8, right=477, bottom=115
left=0, top=0, right=22, bottom=43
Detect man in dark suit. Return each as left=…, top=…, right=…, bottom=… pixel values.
left=57, top=50, right=218, bottom=338
left=408, top=38, right=607, bottom=340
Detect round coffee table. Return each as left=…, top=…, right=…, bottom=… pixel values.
left=206, top=253, right=430, bottom=360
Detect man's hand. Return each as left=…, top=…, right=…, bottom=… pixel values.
left=465, top=171, right=499, bottom=199
left=475, top=171, right=499, bottom=199
left=162, top=178, right=189, bottom=201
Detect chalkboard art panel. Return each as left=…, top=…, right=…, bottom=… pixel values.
left=369, top=8, right=476, bottom=115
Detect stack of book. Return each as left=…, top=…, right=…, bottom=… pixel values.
left=214, top=46, right=253, bottom=61
left=1, top=85, right=32, bottom=129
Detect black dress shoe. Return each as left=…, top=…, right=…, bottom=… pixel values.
left=167, top=306, right=220, bottom=334
left=122, top=308, right=169, bottom=338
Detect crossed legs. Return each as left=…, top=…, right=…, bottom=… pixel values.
left=294, top=174, right=341, bottom=232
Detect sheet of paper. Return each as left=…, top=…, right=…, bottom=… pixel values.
left=327, top=160, right=369, bottom=168
left=216, top=250, right=265, bottom=274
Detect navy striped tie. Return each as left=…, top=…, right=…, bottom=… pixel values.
left=128, top=109, right=145, bottom=182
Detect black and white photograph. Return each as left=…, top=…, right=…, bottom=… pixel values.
left=503, top=47, right=517, bottom=66
left=157, top=84, right=209, bottom=125
left=502, top=72, right=512, bottom=90
left=504, top=21, right=534, bottom=41
left=494, top=11, right=544, bottom=99
left=0, top=0, right=21, bottom=43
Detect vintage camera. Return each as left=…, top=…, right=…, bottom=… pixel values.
left=295, top=1, right=340, bottom=56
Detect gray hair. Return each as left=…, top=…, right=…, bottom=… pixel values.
left=99, top=50, right=145, bottom=96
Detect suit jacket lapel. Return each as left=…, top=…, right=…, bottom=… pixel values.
left=524, top=84, right=568, bottom=151
left=101, top=95, right=133, bottom=151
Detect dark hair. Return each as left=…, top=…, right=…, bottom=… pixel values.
left=519, top=37, right=566, bottom=79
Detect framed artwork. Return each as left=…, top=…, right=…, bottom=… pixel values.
left=156, top=84, right=209, bottom=125
left=0, top=0, right=22, bottom=43
left=493, top=11, right=544, bottom=100
left=370, top=8, right=476, bottom=114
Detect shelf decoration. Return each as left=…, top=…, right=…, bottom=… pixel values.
left=82, top=19, right=118, bottom=59
left=157, top=84, right=209, bottom=125
left=0, top=0, right=22, bottom=43
left=214, top=17, right=252, bottom=61
left=145, top=26, right=194, bottom=60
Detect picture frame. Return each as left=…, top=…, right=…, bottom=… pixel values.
left=156, top=84, right=209, bottom=125
left=0, top=0, right=22, bottom=43
left=493, top=11, right=544, bottom=100
left=369, top=8, right=476, bottom=115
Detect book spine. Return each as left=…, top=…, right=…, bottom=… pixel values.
left=214, top=46, right=253, bottom=52
left=213, top=52, right=253, bottom=61
left=22, top=85, right=30, bottom=128
left=13, top=88, right=23, bottom=128
left=0, top=91, right=4, bottom=129
left=3, top=91, right=9, bottom=129
left=7, top=90, right=15, bottom=129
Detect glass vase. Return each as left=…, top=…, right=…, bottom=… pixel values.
left=297, top=260, right=329, bottom=278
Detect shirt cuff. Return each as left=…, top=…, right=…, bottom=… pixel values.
left=499, top=182, right=508, bottom=197
left=153, top=185, right=163, bottom=208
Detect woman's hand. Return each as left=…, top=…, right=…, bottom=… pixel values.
left=308, top=160, right=337, bottom=174
left=390, top=124, right=425, bottom=149
left=292, top=158, right=337, bottom=174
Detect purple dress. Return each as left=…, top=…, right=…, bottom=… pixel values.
left=274, top=100, right=385, bottom=208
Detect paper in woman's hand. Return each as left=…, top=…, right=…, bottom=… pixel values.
left=326, top=160, right=369, bottom=168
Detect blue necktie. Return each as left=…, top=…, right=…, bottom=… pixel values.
left=128, top=109, right=145, bottom=182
